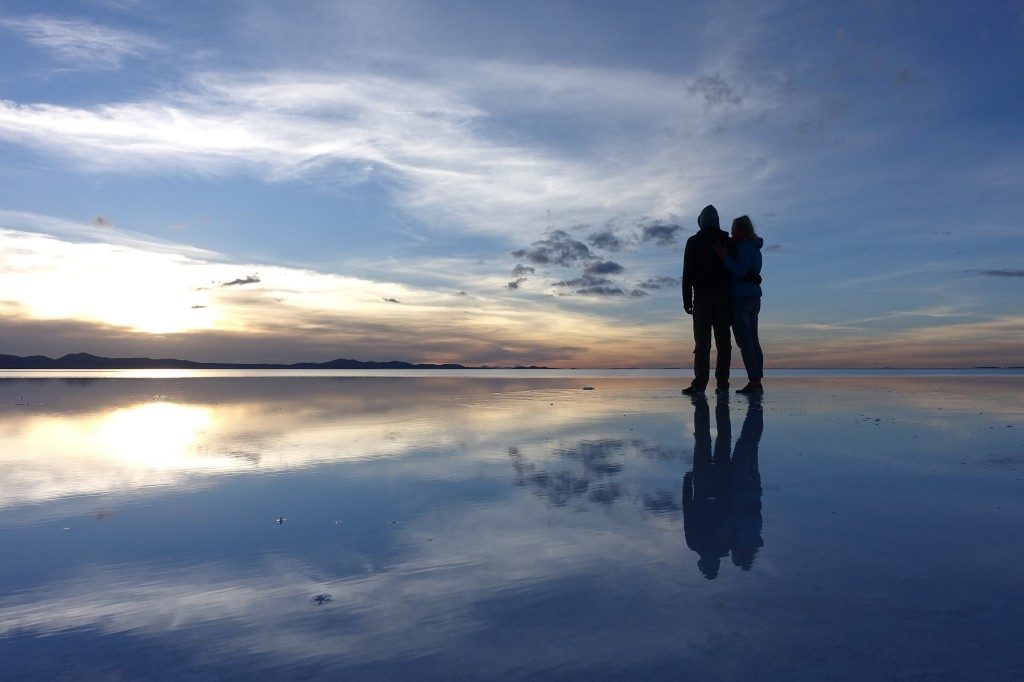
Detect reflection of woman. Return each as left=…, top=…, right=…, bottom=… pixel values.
left=712, top=216, right=764, bottom=394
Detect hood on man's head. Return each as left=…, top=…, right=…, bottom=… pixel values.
left=697, top=205, right=720, bottom=231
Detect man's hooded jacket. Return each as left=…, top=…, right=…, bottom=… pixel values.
left=682, top=205, right=731, bottom=310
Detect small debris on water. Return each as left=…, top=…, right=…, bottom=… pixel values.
left=311, top=594, right=333, bottom=605
left=277, top=516, right=287, bottom=525
left=582, top=386, right=595, bottom=390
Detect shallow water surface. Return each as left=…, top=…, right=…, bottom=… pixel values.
left=0, top=376, right=1022, bottom=679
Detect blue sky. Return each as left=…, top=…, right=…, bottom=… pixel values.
left=0, top=0, right=1021, bottom=366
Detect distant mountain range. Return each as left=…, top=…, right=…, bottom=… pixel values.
left=0, top=352, right=549, bottom=370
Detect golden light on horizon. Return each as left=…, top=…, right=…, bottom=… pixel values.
left=0, top=231, right=219, bottom=334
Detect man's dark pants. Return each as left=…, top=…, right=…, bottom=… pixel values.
left=691, top=294, right=731, bottom=390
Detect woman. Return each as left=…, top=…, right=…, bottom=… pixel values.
left=712, top=215, right=764, bottom=393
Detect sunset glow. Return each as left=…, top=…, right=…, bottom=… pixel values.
left=0, top=2, right=1020, bottom=367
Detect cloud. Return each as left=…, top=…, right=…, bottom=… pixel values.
left=586, top=230, right=624, bottom=251
left=0, top=60, right=780, bottom=239
left=382, top=296, right=401, bottom=303
left=976, top=269, right=1024, bottom=278
left=511, top=229, right=592, bottom=267
left=893, top=68, right=923, bottom=86
left=764, top=244, right=783, bottom=252
left=636, top=276, right=679, bottom=290
left=584, top=260, right=624, bottom=276
left=511, top=437, right=682, bottom=509
left=0, top=216, right=691, bottom=367
left=575, top=285, right=624, bottom=297
left=505, top=278, right=526, bottom=290
left=0, top=209, right=213, bottom=259
left=630, top=289, right=649, bottom=298
left=0, top=15, right=159, bottom=69
left=221, top=274, right=261, bottom=287
left=637, top=222, right=682, bottom=246
left=765, top=315, right=1024, bottom=368
left=798, top=95, right=855, bottom=135
left=91, top=215, right=114, bottom=228
left=510, top=264, right=535, bottom=277
left=553, top=274, right=610, bottom=288
left=687, top=74, right=742, bottom=108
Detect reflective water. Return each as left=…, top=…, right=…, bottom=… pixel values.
left=1, top=377, right=1022, bottom=680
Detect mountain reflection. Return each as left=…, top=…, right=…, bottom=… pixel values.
left=683, top=394, right=764, bottom=579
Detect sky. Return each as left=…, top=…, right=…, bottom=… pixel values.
left=0, top=0, right=1021, bottom=367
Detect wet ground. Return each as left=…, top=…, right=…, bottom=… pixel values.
left=0, top=375, right=1022, bottom=680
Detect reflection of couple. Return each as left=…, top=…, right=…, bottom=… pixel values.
left=681, top=205, right=764, bottom=395
left=682, top=395, right=764, bottom=580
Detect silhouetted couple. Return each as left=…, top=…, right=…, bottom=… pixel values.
left=682, top=393, right=764, bottom=580
left=681, top=204, right=764, bottom=395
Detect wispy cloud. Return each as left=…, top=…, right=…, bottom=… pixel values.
left=975, top=269, right=1024, bottom=278
left=687, top=73, right=743, bottom=108
left=635, top=276, right=679, bottom=291
left=575, top=285, right=624, bottom=297
left=767, top=315, right=1024, bottom=367
left=0, top=15, right=159, bottom=69
left=0, top=61, right=782, bottom=238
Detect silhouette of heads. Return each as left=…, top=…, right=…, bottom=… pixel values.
left=697, top=204, right=720, bottom=231
left=731, top=215, right=759, bottom=241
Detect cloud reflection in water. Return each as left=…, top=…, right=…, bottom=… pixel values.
left=1, top=377, right=1022, bottom=680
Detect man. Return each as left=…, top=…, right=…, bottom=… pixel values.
left=681, top=204, right=731, bottom=395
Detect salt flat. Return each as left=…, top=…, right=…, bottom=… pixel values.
left=0, top=375, right=1021, bottom=680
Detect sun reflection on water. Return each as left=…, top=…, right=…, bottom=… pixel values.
left=95, top=402, right=212, bottom=469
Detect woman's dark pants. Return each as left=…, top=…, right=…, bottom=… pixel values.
left=731, top=296, right=763, bottom=382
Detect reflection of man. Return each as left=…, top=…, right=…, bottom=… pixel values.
left=682, top=394, right=763, bottom=579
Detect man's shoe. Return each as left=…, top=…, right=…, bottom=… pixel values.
left=715, top=384, right=729, bottom=394
left=681, top=386, right=705, bottom=396
left=736, top=382, right=763, bottom=394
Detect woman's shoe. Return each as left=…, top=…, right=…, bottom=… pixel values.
left=736, top=382, right=763, bottom=394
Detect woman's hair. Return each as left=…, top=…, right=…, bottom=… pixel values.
left=732, top=215, right=759, bottom=240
